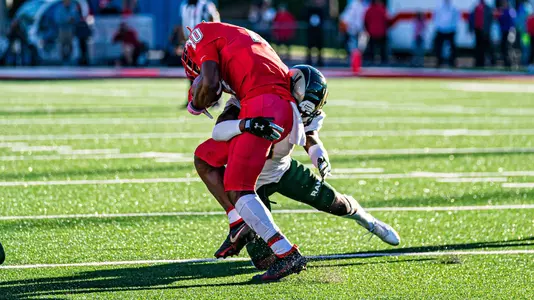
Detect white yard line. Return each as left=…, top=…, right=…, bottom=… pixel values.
left=0, top=152, right=193, bottom=162
left=1, top=147, right=533, bottom=162
left=2, top=170, right=534, bottom=187
left=1, top=116, right=532, bottom=125
left=1, top=205, right=533, bottom=221
left=1, top=249, right=533, bottom=269
left=447, top=82, right=534, bottom=94
left=3, top=129, right=534, bottom=142
left=0, top=178, right=202, bottom=187
left=326, top=147, right=534, bottom=156
left=502, top=183, right=534, bottom=188
left=435, top=177, right=508, bottom=183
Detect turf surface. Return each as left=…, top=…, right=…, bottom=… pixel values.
left=0, top=78, right=533, bottom=299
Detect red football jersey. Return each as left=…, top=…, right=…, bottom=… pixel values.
left=186, top=22, right=291, bottom=101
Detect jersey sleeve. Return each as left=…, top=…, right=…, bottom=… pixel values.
left=304, top=111, right=325, bottom=132
left=190, top=24, right=221, bottom=65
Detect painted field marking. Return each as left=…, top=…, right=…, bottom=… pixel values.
left=1, top=204, right=533, bottom=221
left=447, top=82, right=534, bottom=94
left=0, top=178, right=202, bottom=187
left=5, top=147, right=533, bottom=162
left=0, top=152, right=193, bottom=162
left=326, top=147, right=534, bottom=156
left=502, top=183, right=534, bottom=188
left=435, top=177, right=508, bottom=183
left=1, top=249, right=533, bottom=269
left=3, top=129, right=534, bottom=142
left=2, top=170, right=534, bottom=187
left=2, top=116, right=533, bottom=126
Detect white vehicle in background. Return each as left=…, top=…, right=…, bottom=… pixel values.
left=387, top=0, right=498, bottom=52
left=10, top=0, right=90, bottom=64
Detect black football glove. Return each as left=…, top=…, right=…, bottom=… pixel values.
left=244, top=117, right=284, bottom=141
left=317, top=156, right=331, bottom=181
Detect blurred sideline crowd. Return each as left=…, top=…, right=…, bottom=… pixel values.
left=2, top=0, right=534, bottom=70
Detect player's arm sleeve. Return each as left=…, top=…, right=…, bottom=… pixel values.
left=212, top=97, right=243, bottom=141
left=303, top=112, right=327, bottom=167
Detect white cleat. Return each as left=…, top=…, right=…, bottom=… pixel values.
left=368, top=218, right=401, bottom=246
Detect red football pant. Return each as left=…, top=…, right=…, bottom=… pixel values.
left=195, top=93, right=293, bottom=192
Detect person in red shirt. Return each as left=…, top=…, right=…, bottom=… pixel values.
left=272, top=4, right=296, bottom=60
left=364, top=0, right=389, bottom=64
left=528, top=14, right=534, bottom=65
left=112, top=22, right=143, bottom=66
left=469, top=0, right=495, bottom=67
left=182, top=22, right=306, bottom=282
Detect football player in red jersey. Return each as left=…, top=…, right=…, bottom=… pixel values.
left=182, top=22, right=306, bottom=281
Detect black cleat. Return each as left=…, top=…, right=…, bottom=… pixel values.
left=214, top=221, right=256, bottom=258
left=247, top=237, right=276, bottom=270
left=252, top=246, right=307, bottom=282
left=0, top=241, right=5, bottom=265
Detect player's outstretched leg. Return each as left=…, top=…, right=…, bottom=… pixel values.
left=276, top=159, right=400, bottom=246
left=342, top=195, right=400, bottom=246
left=0, top=241, right=5, bottom=265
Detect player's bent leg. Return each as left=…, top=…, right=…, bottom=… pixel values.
left=194, top=140, right=256, bottom=258
left=277, top=159, right=400, bottom=246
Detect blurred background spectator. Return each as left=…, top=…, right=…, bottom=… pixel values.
left=306, top=0, right=327, bottom=66
left=249, top=0, right=275, bottom=42
left=0, top=18, right=30, bottom=65
left=364, top=0, right=389, bottom=65
left=112, top=22, right=144, bottom=66
left=3, top=0, right=534, bottom=71
left=55, top=0, right=79, bottom=64
left=339, top=0, right=366, bottom=58
left=75, top=5, right=91, bottom=65
left=469, top=0, right=495, bottom=67
left=528, top=4, right=534, bottom=66
left=165, top=25, right=184, bottom=66
left=412, top=11, right=426, bottom=67
left=516, top=0, right=533, bottom=66
left=498, top=0, right=516, bottom=69
left=433, top=0, right=458, bottom=68
left=272, top=3, right=296, bottom=60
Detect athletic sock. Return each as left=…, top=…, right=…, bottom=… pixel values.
left=343, top=195, right=376, bottom=230
left=225, top=206, right=243, bottom=228
left=235, top=193, right=293, bottom=256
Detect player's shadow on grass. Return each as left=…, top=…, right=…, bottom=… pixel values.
left=1, top=237, right=532, bottom=298
left=0, top=257, right=432, bottom=298
left=0, top=260, right=257, bottom=299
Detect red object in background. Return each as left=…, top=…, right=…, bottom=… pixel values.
left=528, top=16, right=534, bottom=36
left=364, top=3, right=388, bottom=38
left=351, top=50, right=361, bottom=73
left=113, top=27, right=141, bottom=48
left=272, top=11, right=297, bottom=42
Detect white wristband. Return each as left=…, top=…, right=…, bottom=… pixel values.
left=308, top=144, right=328, bottom=168
left=212, top=120, right=242, bottom=141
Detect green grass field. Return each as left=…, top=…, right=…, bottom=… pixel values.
left=0, top=78, right=533, bottom=299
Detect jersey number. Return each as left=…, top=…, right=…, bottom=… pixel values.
left=190, top=28, right=203, bottom=44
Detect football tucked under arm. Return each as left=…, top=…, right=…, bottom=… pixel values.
left=192, top=60, right=222, bottom=110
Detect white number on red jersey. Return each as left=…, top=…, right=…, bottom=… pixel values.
left=189, top=28, right=203, bottom=44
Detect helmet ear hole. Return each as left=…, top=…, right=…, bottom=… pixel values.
left=289, top=69, right=306, bottom=102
